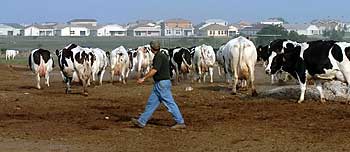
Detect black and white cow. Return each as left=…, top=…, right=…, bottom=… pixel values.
left=257, top=43, right=291, bottom=84
left=56, top=44, right=95, bottom=95
left=134, top=44, right=154, bottom=78
left=88, top=48, right=108, bottom=85
left=265, top=39, right=350, bottom=103
left=28, top=49, right=54, bottom=89
left=168, top=47, right=192, bottom=82
left=192, top=44, right=216, bottom=83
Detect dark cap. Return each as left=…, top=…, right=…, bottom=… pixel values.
left=150, top=40, right=160, bottom=51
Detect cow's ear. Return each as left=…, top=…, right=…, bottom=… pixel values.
left=55, top=49, right=59, bottom=56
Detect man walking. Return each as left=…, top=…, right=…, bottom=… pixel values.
left=131, top=40, right=186, bottom=129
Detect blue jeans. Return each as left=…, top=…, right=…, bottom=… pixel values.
left=138, top=80, right=184, bottom=126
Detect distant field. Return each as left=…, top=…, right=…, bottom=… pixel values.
left=0, top=57, right=28, bottom=65
left=0, top=36, right=232, bottom=52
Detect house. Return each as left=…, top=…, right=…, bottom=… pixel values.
left=127, top=22, right=161, bottom=37
left=228, top=24, right=239, bottom=36
left=24, top=24, right=55, bottom=36
left=161, top=19, right=194, bottom=37
left=311, top=19, right=343, bottom=31
left=54, top=24, right=99, bottom=36
left=283, top=24, right=321, bottom=36
left=199, top=24, right=228, bottom=37
left=97, top=24, right=127, bottom=36
left=0, top=23, right=24, bottom=36
left=260, top=18, right=284, bottom=26
left=68, top=19, right=97, bottom=26
left=239, top=24, right=268, bottom=36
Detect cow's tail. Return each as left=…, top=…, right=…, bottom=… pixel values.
left=238, top=39, right=244, bottom=71
left=28, top=54, right=32, bottom=71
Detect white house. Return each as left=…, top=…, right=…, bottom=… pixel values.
left=199, top=24, right=228, bottom=37
left=199, top=19, right=228, bottom=30
left=54, top=24, right=92, bottom=36
left=283, top=24, right=321, bottom=36
left=228, top=24, right=239, bottom=36
left=127, top=22, right=161, bottom=37
left=68, top=19, right=97, bottom=26
left=24, top=24, right=55, bottom=36
left=97, top=24, right=127, bottom=36
left=0, top=23, right=24, bottom=36
left=260, top=18, right=284, bottom=25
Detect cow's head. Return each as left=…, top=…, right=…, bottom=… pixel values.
left=181, top=48, right=192, bottom=66
left=256, top=45, right=270, bottom=62
left=265, top=40, right=302, bottom=75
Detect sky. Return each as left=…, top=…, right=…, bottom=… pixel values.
left=1, top=0, right=349, bottom=24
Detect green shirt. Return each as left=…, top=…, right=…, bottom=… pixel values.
left=152, top=51, right=170, bottom=81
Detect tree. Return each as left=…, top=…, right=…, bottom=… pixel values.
left=256, top=25, right=288, bottom=46
left=323, top=29, right=345, bottom=41
left=288, top=31, right=307, bottom=42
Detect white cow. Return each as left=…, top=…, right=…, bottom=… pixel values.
left=56, top=44, right=95, bottom=95
left=134, top=44, right=154, bottom=78
left=88, top=48, right=108, bottom=85
left=6, top=50, right=19, bottom=60
left=192, top=44, right=216, bottom=83
left=223, top=36, right=258, bottom=96
left=110, top=46, right=130, bottom=84
left=28, top=49, right=54, bottom=89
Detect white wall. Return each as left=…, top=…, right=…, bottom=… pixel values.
left=61, top=27, right=89, bottom=36
left=0, top=25, right=22, bottom=36
left=97, top=25, right=126, bottom=36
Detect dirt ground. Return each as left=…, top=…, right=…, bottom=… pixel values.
left=1, top=63, right=350, bottom=152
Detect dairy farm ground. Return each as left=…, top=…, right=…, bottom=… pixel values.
left=0, top=63, right=350, bottom=152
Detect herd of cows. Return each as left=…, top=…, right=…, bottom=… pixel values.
left=24, top=36, right=350, bottom=103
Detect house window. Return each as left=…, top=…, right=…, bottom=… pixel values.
left=209, top=31, right=212, bottom=35
left=175, top=30, right=181, bottom=35
left=80, top=31, right=86, bottom=36
left=70, top=31, right=75, bottom=35
left=166, top=30, right=171, bottom=34
left=39, top=31, right=45, bottom=36
left=135, top=31, right=141, bottom=36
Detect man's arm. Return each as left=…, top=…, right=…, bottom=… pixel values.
left=137, top=68, right=157, bottom=84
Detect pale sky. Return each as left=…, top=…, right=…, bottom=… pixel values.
left=1, top=0, right=349, bottom=24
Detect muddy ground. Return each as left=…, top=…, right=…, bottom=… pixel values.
left=0, top=63, right=350, bottom=152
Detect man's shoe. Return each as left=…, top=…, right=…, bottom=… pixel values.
left=170, top=123, right=186, bottom=129
left=131, top=118, right=144, bottom=128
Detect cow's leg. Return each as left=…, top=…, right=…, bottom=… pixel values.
left=218, top=66, right=222, bottom=76
left=125, top=69, right=130, bottom=83
left=297, top=81, right=307, bottom=103
left=315, top=80, right=325, bottom=103
left=99, top=70, right=105, bottom=85
left=110, top=70, right=114, bottom=84
left=232, top=71, right=238, bottom=95
left=65, top=77, right=72, bottom=94
left=122, top=69, right=126, bottom=84
left=36, top=73, right=41, bottom=89
left=248, top=65, right=257, bottom=97
left=197, top=66, right=202, bottom=83
left=209, top=67, right=214, bottom=83
left=81, top=79, right=88, bottom=96
left=271, top=74, right=275, bottom=84
left=45, top=71, right=50, bottom=87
